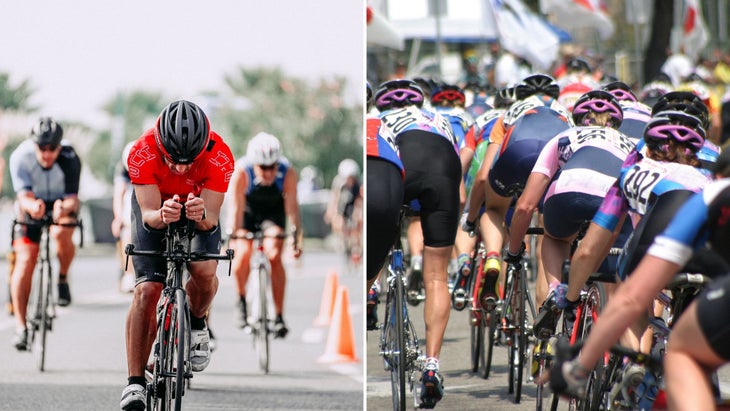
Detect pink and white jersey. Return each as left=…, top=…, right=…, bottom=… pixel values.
left=533, top=126, right=635, bottom=201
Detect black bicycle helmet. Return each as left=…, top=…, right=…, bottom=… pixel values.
left=651, top=91, right=710, bottom=130
left=571, top=90, right=624, bottom=128
left=154, top=100, right=210, bottom=165
left=515, top=74, right=560, bottom=100
left=493, top=86, right=517, bottom=109
left=31, top=117, right=63, bottom=146
left=566, top=57, right=592, bottom=73
left=602, top=81, right=638, bottom=102
left=374, top=79, right=425, bottom=111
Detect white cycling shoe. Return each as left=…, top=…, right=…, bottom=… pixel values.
left=190, top=329, right=211, bottom=372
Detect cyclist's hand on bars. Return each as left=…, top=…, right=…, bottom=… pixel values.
left=460, top=213, right=476, bottom=237
left=185, top=193, right=206, bottom=222
left=504, top=241, right=525, bottom=265
left=161, top=194, right=183, bottom=224
left=27, top=198, right=46, bottom=220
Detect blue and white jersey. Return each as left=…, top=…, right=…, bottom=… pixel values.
left=648, top=178, right=730, bottom=266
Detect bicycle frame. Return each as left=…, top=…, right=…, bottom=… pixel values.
left=127, top=217, right=233, bottom=411
left=378, top=213, right=424, bottom=411
left=12, top=215, right=83, bottom=372
left=239, top=230, right=286, bottom=374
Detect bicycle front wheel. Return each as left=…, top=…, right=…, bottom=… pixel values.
left=33, top=263, right=52, bottom=372
left=155, top=290, right=187, bottom=411
left=255, top=266, right=270, bottom=374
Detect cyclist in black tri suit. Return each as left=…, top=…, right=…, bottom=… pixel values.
left=227, top=132, right=303, bottom=339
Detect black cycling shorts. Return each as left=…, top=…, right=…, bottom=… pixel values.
left=696, top=274, right=730, bottom=360
left=397, top=129, right=461, bottom=247
left=366, top=157, right=404, bottom=281
left=489, top=139, right=547, bottom=197
left=543, top=192, right=604, bottom=239
left=130, top=190, right=222, bottom=284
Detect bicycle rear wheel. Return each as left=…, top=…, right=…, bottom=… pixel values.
left=255, top=266, right=270, bottom=374
left=511, top=267, right=527, bottom=403
left=386, top=274, right=407, bottom=410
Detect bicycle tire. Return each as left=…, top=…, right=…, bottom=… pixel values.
left=389, top=271, right=407, bottom=410
left=35, top=260, right=52, bottom=372
left=470, top=312, right=485, bottom=373
left=583, top=282, right=608, bottom=411
left=483, top=310, right=497, bottom=379
left=535, top=341, right=558, bottom=411
left=512, top=266, right=527, bottom=404
left=504, top=266, right=516, bottom=394
left=255, top=265, right=270, bottom=374
left=172, top=289, right=187, bottom=411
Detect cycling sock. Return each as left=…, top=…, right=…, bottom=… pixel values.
left=239, top=295, right=247, bottom=305
left=190, top=314, right=207, bottom=330
left=128, top=376, right=145, bottom=386
left=486, top=251, right=500, bottom=260
left=59, top=273, right=68, bottom=283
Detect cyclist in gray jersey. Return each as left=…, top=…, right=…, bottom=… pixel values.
left=8, top=117, right=81, bottom=350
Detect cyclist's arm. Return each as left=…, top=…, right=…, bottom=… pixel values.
left=465, top=141, right=499, bottom=223
left=133, top=183, right=166, bottom=230
left=16, top=190, right=46, bottom=220
left=283, top=167, right=303, bottom=251
left=195, top=189, right=224, bottom=231
left=508, top=171, right=550, bottom=254
left=225, top=167, right=248, bottom=238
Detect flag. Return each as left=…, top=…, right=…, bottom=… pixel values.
left=487, top=0, right=560, bottom=71
left=367, top=6, right=404, bottom=50
left=681, top=0, right=709, bottom=60
left=540, top=0, right=614, bottom=40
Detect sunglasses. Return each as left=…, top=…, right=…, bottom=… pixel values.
left=259, top=164, right=277, bottom=171
left=37, top=144, right=59, bottom=152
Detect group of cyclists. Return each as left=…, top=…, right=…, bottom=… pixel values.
left=366, top=54, right=730, bottom=409
left=3, top=100, right=313, bottom=411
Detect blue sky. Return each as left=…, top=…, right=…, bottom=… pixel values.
left=0, top=1, right=364, bottom=128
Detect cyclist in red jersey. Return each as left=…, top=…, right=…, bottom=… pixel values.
left=120, top=100, right=235, bottom=411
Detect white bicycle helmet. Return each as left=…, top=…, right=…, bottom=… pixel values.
left=337, top=158, right=360, bottom=178
left=246, top=132, right=282, bottom=166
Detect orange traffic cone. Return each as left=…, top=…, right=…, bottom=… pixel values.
left=318, top=285, right=358, bottom=363
left=313, top=270, right=339, bottom=326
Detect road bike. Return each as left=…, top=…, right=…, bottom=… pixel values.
left=378, top=209, right=424, bottom=410
left=235, top=229, right=288, bottom=374
left=12, top=214, right=83, bottom=372
left=126, top=217, right=233, bottom=411
left=590, top=272, right=713, bottom=411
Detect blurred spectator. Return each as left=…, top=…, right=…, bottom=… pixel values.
left=296, top=165, right=323, bottom=203
left=714, top=50, right=730, bottom=85
left=461, top=52, right=487, bottom=87
left=661, top=47, right=694, bottom=87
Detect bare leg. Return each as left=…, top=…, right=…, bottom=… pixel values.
left=126, top=282, right=163, bottom=377
left=422, top=245, right=452, bottom=359
left=665, top=303, right=724, bottom=411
